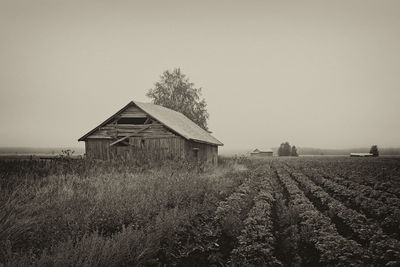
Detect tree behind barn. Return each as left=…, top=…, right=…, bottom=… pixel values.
left=147, top=68, right=209, bottom=130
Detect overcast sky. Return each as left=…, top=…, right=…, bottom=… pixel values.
left=1, top=0, right=399, bottom=151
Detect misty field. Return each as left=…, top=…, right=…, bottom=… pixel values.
left=1, top=157, right=400, bottom=266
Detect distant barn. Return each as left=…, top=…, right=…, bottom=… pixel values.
left=78, top=101, right=223, bottom=166
left=350, top=153, right=373, bottom=157
left=251, top=148, right=273, bottom=157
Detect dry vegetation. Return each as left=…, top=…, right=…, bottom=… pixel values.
left=1, top=156, right=400, bottom=266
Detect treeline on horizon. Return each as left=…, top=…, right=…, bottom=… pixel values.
left=297, top=147, right=400, bottom=155
left=1, top=146, right=400, bottom=156
left=220, top=147, right=400, bottom=156
left=0, top=147, right=85, bottom=155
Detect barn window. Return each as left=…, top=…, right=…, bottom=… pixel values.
left=117, top=117, right=147, bottom=124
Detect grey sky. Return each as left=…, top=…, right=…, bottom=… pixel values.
left=0, top=0, right=399, bottom=151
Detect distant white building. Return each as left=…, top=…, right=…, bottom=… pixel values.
left=251, top=148, right=273, bottom=157
left=350, top=153, right=373, bottom=157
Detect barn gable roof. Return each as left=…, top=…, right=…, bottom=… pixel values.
left=78, top=101, right=223, bottom=146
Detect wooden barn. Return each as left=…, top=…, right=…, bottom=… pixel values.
left=78, top=101, right=223, bottom=166
left=250, top=148, right=273, bottom=157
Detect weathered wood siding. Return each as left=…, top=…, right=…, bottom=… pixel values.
left=85, top=138, right=218, bottom=166
left=84, top=104, right=218, bottom=166
left=87, top=105, right=174, bottom=139
left=185, top=141, right=218, bottom=166
left=109, top=136, right=186, bottom=161
left=85, top=139, right=111, bottom=160
left=119, top=105, right=147, bottom=118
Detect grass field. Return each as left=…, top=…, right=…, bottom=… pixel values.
left=1, top=156, right=400, bottom=266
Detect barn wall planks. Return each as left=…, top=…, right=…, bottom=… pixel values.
left=85, top=139, right=111, bottom=160
left=85, top=138, right=218, bottom=166
left=184, top=140, right=218, bottom=166
left=115, top=136, right=187, bottom=161
left=90, top=123, right=174, bottom=138
left=118, top=105, right=147, bottom=118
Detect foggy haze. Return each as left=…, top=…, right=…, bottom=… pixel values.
left=0, top=0, right=399, bottom=151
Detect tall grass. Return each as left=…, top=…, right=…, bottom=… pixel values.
left=0, top=157, right=248, bottom=266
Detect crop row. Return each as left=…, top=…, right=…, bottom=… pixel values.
left=230, top=166, right=282, bottom=266
left=269, top=168, right=303, bottom=266
left=293, top=165, right=400, bottom=238
left=282, top=165, right=400, bottom=266
left=289, top=161, right=400, bottom=205
left=273, top=164, right=370, bottom=266
left=296, top=159, right=400, bottom=198
left=213, top=167, right=264, bottom=265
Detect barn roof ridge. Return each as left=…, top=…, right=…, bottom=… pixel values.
left=78, top=100, right=223, bottom=146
